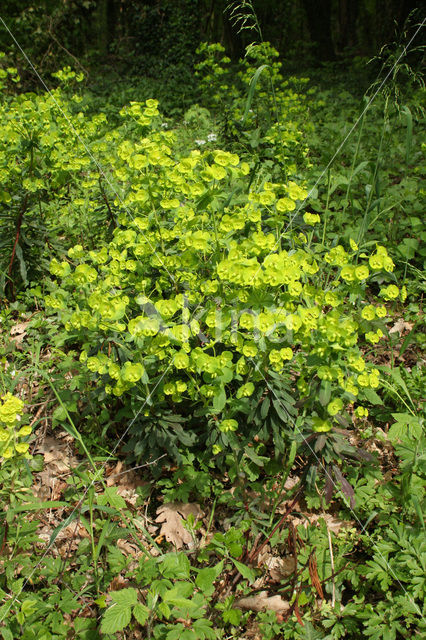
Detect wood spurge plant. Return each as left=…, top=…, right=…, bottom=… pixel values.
left=0, top=3, right=424, bottom=639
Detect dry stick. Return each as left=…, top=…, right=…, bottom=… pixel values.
left=225, top=489, right=304, bottom=597
left=327, top=526, right=336, bottom=608
left=98, top=175, right=117, bottom=229
left=29, top=403, right=47, bottom=429
left=287, top=523, right=300, bottom=611
left=47, top=18, right=89, bottom=77
left=284, top=524, right=304, bottom=626
left=0, top=522, right=9, bottom=556
left=247, top=487, right=303, bottom=565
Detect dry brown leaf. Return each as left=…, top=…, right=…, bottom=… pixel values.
left=37, top=521, right=89, bottom=549
left=284, top=475, right=299, bottom=491
left=389, top=318, right=413, bottom=335
left=235, top=591, right=290, bottom=613
left=276, top=498, right=302, bottom=515
left=265, top=555, right=297, bottom=581
left=155, top=502, right=203, bottom=549
left=109, top=575, right=131, bottom=591
left=10, top=321, right=30, bottom=348
left=116, top=539, right=143, bottom=558
left=292, top=513, right=353, bottom=534
left=106, top=461, right=124, bottom=485
left=34, top=435, right=78, bottom=474
left=115, top=487, right=139, bottom=506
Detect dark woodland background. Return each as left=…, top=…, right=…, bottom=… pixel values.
left=0, top=1, right=422, bottom=79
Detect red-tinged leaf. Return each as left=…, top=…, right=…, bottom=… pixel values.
left=325, top=468, right=334, bottom=504
left=333, top=466, right=355, bottom=508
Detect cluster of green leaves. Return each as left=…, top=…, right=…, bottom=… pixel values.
left=305, top=73, right=425, bottom=283
left=195, top=42, right=312, bottom=178
left=0, top=61, right=118, bottom=297
left=0, top=26, right=424, bottom=640
left=41, top=92, right=406, bottom=490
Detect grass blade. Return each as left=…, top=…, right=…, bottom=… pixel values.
left=241, top=64, right=269, bottom=126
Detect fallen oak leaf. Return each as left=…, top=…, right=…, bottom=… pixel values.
left=155, top=502, right=203, bottom=549
left=389, top=318, right=413, bottom=335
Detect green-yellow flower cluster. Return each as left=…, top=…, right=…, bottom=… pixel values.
left=44, top=98, right=396, bottom=456
left=0, top=394, right=31, bottom=460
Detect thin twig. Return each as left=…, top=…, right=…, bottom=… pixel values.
left=47, top=17, right=89, bottom=76
left=327, top=527, right=336, bottom=607
left=248, top=488, right=302, bottom=564
left=106, top=454, right=167, bottom=479
left=98, top=176, right=117, bottom=230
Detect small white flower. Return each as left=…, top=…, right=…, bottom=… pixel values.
left=195, top=139, right=206, bottom=146
left=161, top=122, right=168, bottom=129
left=207, top=133, right=217, bottom=142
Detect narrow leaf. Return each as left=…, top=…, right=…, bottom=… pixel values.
left=242, top=64, right=269, bottom=125
left=232, top=558, right=256, bottom=583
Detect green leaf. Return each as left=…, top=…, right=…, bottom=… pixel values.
left=133, top=603, right=150, bottom=625
left=231, top=559, right=256, bottom=583
left=163, top=581, right=194, bottom=604
left=398, top=238, right=418, bottom=260
left=244, top=446, right=268, bottom=467
left=107, top=547, right=128, bottom=574
left=222, top=607, right=242, bottom=625
left=159, top=552, right=191, bottom=580
left=242, top=64, right=270, bottom=125
left=95, top=595, right=107, bottom=608
left=301, top=620, right=324, bottom=639
left=52, top=405, right=67, bottom=422
left=287, top=440, right=297, bottom=469
left=388, top=414, right=422, bottom=442
left=49, top=511, right=80, bottom=547
left=260, top=395, right=270, bottom=419
left=195, top=561, right=223, bottom=596
left=213, top=386, right=226, bottom=413
left=101, top=603, right=132, bottom=634
left=15, top=243, right=28, bottom=285
left=319, top=381, right=332, bottom=406
left=363, top=388, right=382, bottom=405
left=110, top=588, right=138, bottom=606
left=388, top=367, right=410, bottom=398
left=193, top=618, right=216, bottom=639
left=411, top=496, right=425, bottom=529
left=21, top=599, right=38, bottom=617
left=167, top=627, right=194, bottom=640
left=166, top=624, right=186, bottom=640
left=97, top=486, right=127, bottom=510
left=272, top=398, right=289, bottom=423
left=12, top=500, right=68, bottom=512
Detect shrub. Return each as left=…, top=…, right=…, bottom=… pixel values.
left=0, top=63, right=112, bottom=297
left=45, top=99, right=399, bottom=477
left=195, top=42, right=312, bottom=177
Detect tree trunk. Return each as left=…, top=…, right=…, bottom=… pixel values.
left=302, top=0, right=335, bottom=60
left=337, top=0, right=359, bottom=54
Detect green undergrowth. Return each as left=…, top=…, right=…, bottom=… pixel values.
left=0, top=38, right=425, bottom=640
